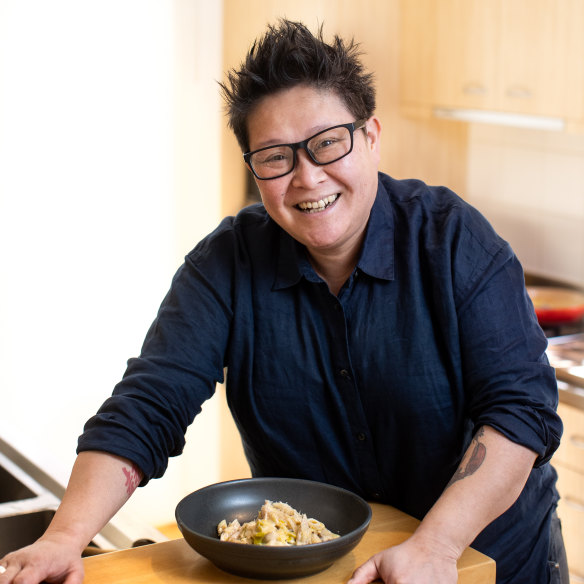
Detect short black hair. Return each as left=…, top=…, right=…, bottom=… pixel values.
left=220, top=19, right=376, bottom=152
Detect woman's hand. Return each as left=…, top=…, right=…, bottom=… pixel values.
left=348, top=533, right=458, bottom=584
left=0, top=534, right=84, bottom=584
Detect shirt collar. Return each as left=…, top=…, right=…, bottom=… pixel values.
left=272, top=234, right=314, bottom=290
left=356, top=177, right=395, bottom=281
left=272, top=174, right=395, bottom=290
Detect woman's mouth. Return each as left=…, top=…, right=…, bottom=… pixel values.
left=296, top=194, right=339, bottom=213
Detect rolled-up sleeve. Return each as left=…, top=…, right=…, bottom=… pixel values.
left=454, top=220, right=562, bottom=465
left=77, top=224, right=236, bottom=483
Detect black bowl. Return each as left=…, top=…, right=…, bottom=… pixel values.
left=175, top=477, right=372, bottom=579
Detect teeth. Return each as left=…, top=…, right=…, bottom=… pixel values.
left=297, top=194, right=339, bottom=212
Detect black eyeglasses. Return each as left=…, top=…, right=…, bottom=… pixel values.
left=243, top=119, right=367, bottom=180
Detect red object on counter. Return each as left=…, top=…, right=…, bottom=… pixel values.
left=527, top=286, right=584, bottom=325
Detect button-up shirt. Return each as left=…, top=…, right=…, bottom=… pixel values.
left=79, top=172, right=562, bottom=582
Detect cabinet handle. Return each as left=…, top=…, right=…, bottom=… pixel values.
left=569, top=434, right=584, bottom=449
left=462, top=83, right=487, bottom=96
left=506, top=85, right=533, bottom=99
left=564, top=495, right=584, bottom=512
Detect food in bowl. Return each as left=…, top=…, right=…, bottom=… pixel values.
left=175, top=477, right=372, bottom=579
left=217, top=499, right=339, bottom=546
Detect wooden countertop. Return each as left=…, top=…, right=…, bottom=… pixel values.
left=557, top=374, right=584, bottom=410
left=83, top=503, right=495, bottom=583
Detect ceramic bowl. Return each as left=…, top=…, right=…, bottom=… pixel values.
left=175, top=477, right=372, bottom=579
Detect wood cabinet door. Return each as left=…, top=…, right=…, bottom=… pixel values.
left=554, top=402, right=584, bottom=582
left=400, top=0, right=584, bottom=122
left=399, top=0, right=439, bottom=107
left=554, top=403, right=584, bottom=472
left=432, top=0, right=500, bottom=110
left=555, top=463, right=584, bottom=581
left=498, top=0, right=584, bottom=119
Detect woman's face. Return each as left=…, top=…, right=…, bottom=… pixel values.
left=246, top=85, right=381, bottom=261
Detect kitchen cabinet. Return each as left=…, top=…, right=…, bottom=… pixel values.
left=400, top=0, right=584, bottom=125
left=554, top=402, right=584, bottom=582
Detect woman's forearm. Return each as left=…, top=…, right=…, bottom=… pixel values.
left=40, top=451, right=143, bottom=552
left=348, top=426, right=538, bottom=584
left=412, top=425, right=537, bottom=558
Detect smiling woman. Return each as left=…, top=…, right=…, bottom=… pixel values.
left=0, top=14, right=567, bottom=584
left=242, top=86, right=381, bottom=293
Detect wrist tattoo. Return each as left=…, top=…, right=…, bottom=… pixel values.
left=122, top=464, right=141, bottom=495
left=446, top=427, right=487, bottom=489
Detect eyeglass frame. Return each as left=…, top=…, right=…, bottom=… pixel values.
left=243, top=118, right=368, bottom=180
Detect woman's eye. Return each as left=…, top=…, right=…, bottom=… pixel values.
left=313, top=138, right=337, bottom=151
left=266, top=153, right=288, bottom=162
left=256, top=149, right=290, bottom=165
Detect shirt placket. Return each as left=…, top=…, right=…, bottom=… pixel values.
left=331, top=279, right=386, bottom=502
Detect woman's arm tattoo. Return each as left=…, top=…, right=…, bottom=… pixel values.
left=122, top=464, right=141, bottom=496
left=446, top=427, right=487, bottom=489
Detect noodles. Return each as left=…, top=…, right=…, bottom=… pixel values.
left=217, top=500, right=339, bottom=546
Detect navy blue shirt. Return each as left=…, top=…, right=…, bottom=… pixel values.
left=79, top=173, right=562, bottom=582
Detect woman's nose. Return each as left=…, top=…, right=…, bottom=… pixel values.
left=290, top=149, right=326, bottom=188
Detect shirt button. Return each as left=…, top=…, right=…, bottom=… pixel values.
left=340, top=369, right=351, bottom=379
left=371, top=492, right=381, bottom=501
left=356, top=432, right=366, bottom=441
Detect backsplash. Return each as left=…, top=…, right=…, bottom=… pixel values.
left=466, top=124, right=584, bottom=289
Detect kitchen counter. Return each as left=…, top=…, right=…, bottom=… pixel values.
left=547, top=334, right=584, bottom=410
left=83, top=502, right=495, bottom=583
left=557, top=378, right=584, bottom=410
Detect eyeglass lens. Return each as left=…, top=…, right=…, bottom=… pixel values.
left=250, top=125, right=353, bottom=179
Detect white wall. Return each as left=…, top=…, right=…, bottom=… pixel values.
left=0, top=0, right=224, bottom=526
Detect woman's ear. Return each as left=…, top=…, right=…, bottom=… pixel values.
left=363, top=115, right=382, bottom=166
left=365, top=115, right=382, bottom=152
